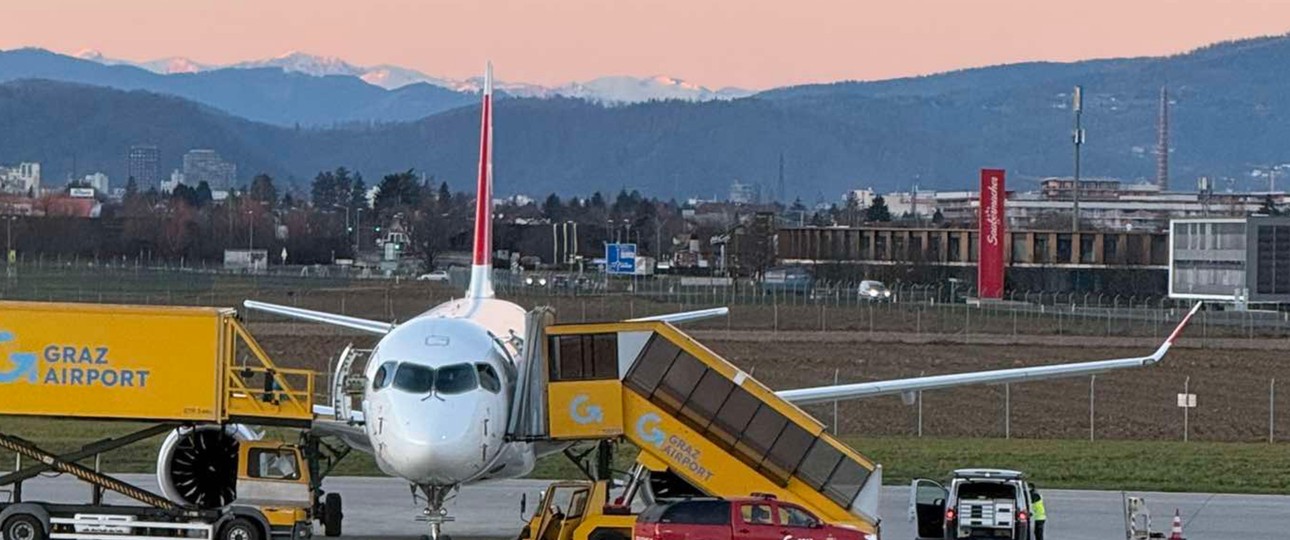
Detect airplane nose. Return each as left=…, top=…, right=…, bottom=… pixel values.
left=378, top=396, right=495, bottom=484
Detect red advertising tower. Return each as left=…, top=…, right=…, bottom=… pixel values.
left=978, top=169, right=1006, bottom=299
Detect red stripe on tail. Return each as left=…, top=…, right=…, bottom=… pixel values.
left=472, top=84, right=492, bottom=266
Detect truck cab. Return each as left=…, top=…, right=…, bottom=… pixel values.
left=0, top=438, right=324, bottom=540
left=235, top=442, right=316, bottom=538
left=634, top=495, right=869, bottom=540
left=519, top=480, right=637, bottom=540
left=909, top=469, right=1033, bottom=540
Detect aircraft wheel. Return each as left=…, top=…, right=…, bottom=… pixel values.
left=323, top=492, right=344, bottom=537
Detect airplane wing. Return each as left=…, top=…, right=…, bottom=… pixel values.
left=775, top=302, right=1202, bottom=406
left=243, top=300, right=393, bottom=335
left=630, top=307, right=729, bottom=324
left=310, top=404, right=372, bottom=453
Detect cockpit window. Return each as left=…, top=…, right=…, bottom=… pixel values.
left=477, top=363, right=501, bottom=393
left=392, top=363, right=435, bottom=393
left=373, top=361, right=397, bottom=390
left=436, top=363, right=479, bottom=395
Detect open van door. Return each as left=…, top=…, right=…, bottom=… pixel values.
left=908, top=479, right=948, bottom=540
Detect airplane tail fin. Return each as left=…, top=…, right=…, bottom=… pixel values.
left=468, top=62, right=496, bottom=299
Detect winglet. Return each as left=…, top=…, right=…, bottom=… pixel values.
left=629, top=307, right=729, bottom=324
left=1147, top=301, right=1203, bottom=364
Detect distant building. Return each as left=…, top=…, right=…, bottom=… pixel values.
left=0, top=162, right=40, bottom=196
left=843, top=189, right=876, bottom=208
left=161, top=170, right=185, bottom=194
left=729, top=180, right=760, bottom=205
left=881, top=190, right=937, bottom=219
left=182, top=149, right=237, bottom=189
left=127, top=145, right=160, bottom=190
left=81, top=172, right=109, bottom=193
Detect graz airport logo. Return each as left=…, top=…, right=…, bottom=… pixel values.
left=635, top=412, right=714, bottom=481
left=0, top=330, right=151, bottom=388
left=569, top=394, right=604, bottom=425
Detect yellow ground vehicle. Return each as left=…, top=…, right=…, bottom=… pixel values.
left=518, top=480, right=636, bottom=540
left=0, top=301, right=339, bottom=540
left=514, top=320, right=881, bottom=537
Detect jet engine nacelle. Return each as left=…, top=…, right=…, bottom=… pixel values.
left=156, top=424, right=260, bottom=508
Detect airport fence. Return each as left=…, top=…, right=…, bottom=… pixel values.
left=4, top=261, right=1290, bottom=445
left=0, top=261, right=1286, bottom=342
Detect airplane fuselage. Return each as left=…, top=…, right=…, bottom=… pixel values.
left=361, top=296, right=536, bottom=486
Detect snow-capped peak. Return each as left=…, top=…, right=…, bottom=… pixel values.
left=555, top=75, right=751, bottom=104
left=233, top=51, right=364, bottom=77
left=75, top=48, right=105, bottom=61
left=68, top=47, right=752, bottom=104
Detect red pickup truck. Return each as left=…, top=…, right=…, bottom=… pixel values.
left=633, top=496, right=870, bottom=540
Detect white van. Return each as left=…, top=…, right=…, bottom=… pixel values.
left=910, top=469, right=1035, bottom=540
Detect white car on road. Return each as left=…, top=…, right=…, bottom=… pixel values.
left=417, top=270, right=451, bottom=282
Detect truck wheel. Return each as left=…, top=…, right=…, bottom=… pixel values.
left=323, top=492, right=343, bottom=537
left=589, top=529, right=628, bottom=540
left=3, top=515, right=45, bottom=540
left=221, top=518, right=262, bottom=540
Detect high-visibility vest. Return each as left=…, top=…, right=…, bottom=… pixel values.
left=1031, top=497, right=1047, bottom=521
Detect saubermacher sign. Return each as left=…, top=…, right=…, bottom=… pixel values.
left=979, top=169, right=1006, bottom=299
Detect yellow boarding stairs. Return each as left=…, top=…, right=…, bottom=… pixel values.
left=534, top=320, right=881, bottom=536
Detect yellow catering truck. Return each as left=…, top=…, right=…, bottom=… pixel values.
left=0, top=301, right=337, bottom=540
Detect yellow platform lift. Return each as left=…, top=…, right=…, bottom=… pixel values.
left=517, top=319, right=882, bottom=540
left=0, top=301, right=337, bottom=540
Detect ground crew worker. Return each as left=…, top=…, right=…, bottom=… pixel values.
left=1029, top=485, right=1046, bottom=540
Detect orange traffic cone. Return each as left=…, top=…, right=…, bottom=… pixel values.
left=1168, top=508, right=1184, bottom=540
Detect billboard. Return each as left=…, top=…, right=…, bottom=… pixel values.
left=978, top=169, right=1006, bottom=299
left=606, top=243, right=637, bottom=275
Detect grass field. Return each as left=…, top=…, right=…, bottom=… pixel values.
left=4, top=418, right=1289, bottom=494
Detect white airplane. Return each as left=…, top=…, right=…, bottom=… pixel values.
left=156, top=65, right=1201, bottom=540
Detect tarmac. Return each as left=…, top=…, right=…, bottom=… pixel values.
left=5, top=474, right=1289, bottom=539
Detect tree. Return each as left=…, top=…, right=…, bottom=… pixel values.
left=249, top=174, right=278, bottom=206
left=350, top=174, right=368, bottom=209
left=543, top=193, right=564, bottom=221
left=866, top=195, right=892, bottom=222
left=171, top=184, right=199, bottom=207
left=843, top=192, right=861, bottom=226
left=310, top=170, right=337, bottom=208
left=124, top=176, right=139, bottom=199
left=437, top=182, right=451, bottom=209
left=194, top=181, right=213, bottom=207
left=373, top=170, right=422, bottom=215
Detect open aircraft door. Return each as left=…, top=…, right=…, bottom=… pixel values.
left=909, top=478, right=947, bottom=540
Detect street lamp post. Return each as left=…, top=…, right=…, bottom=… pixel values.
left=354, top=207, right=362, bottom=255
left=1072, top=85, right=1085, bottom=233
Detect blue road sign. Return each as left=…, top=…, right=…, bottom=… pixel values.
left=606, top=243, right=637, bottom=275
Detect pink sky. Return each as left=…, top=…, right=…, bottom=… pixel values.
left=3, top=0, right=1290, bottom=89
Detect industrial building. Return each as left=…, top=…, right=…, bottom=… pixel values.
left=868, top=179, right=1287, bottom=232
left=777, top=225, right=1168, bottom=294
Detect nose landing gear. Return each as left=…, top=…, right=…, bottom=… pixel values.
left=416, top=484, right=457, bottom=540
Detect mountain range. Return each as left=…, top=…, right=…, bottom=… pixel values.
left=74, top=49, right=751, bottom=105
left=4, top=35, right=1290, bottom=199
